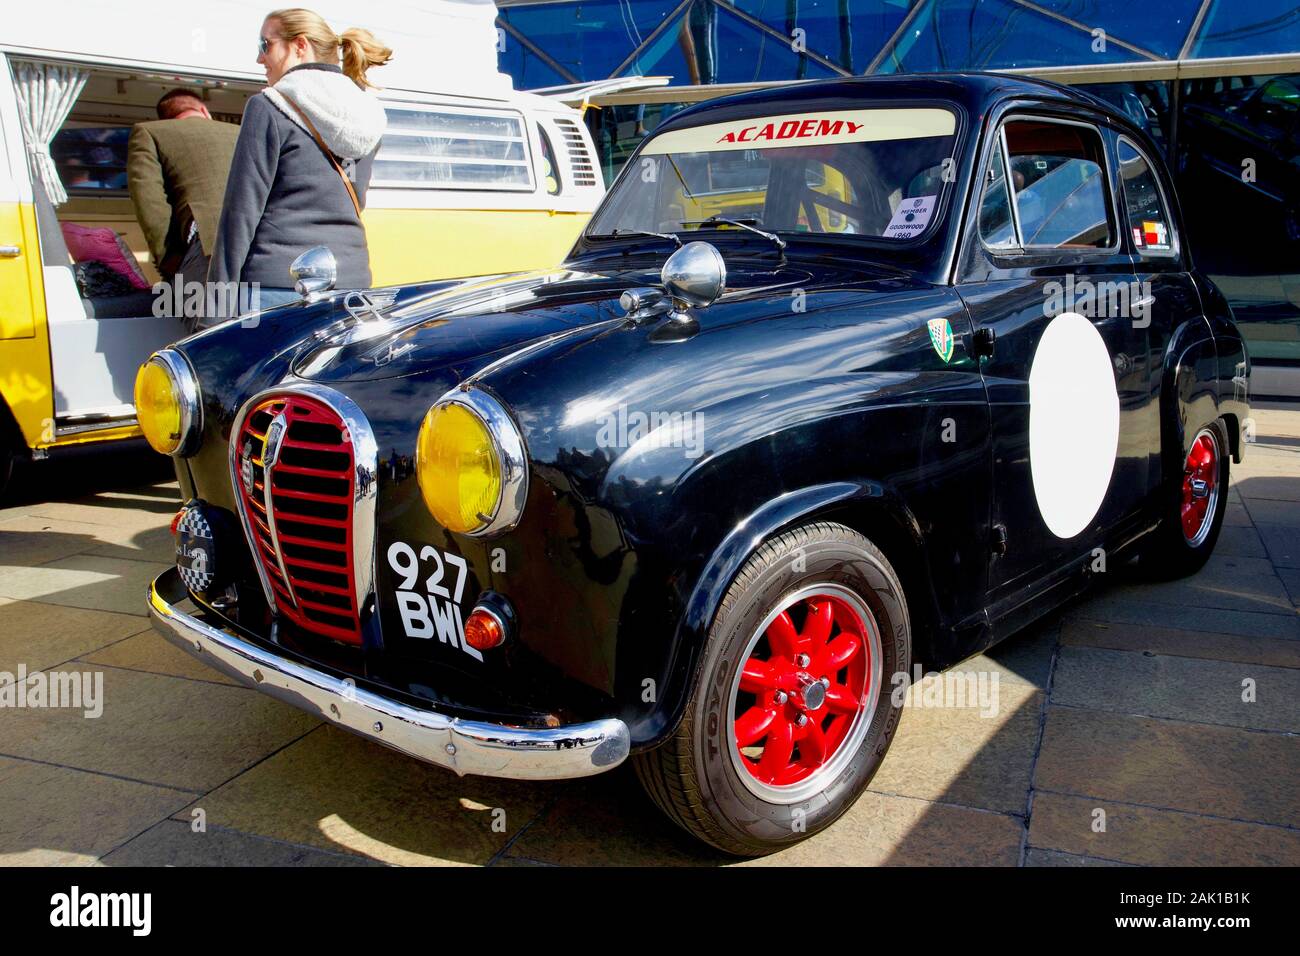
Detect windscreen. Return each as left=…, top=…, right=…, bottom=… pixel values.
left=588, top=107, right=959, bottom=242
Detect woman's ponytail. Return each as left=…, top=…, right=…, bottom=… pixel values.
left=339, top=27, right=392, bottom=89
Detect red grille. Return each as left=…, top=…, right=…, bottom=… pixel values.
left=234, top=395, right=362, bottom=645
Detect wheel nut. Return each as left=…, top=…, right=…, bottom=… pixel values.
left=773, top=691, right=789, bottom=705
left=795, top=654, right=811, bottom=667
left=819, top=676, right=831, bottom=688
left=795, top=712, right=810, bottom=727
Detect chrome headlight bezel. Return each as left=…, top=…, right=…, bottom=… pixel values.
left=141, top=349, right=203, bottom=458
left=419, top=386, right=529, bottom=537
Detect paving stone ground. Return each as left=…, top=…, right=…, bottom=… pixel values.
left=0, top=407, right=1296, bottom=867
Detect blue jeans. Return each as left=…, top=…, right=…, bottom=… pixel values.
left=196, top=286, right=302, bottom=330
left=249, top=287, right=301, bottom=311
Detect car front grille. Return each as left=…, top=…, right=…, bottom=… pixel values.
left=232, top=393, right=363, bottom=645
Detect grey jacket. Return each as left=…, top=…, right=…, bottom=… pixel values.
left=207, top=63, right=387, bottom=292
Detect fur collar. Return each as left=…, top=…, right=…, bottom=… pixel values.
left=262, top=65, right=387, bottom=159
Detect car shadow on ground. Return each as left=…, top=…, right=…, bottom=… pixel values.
left=3, top=441, right=174, bottom=509
left=2, top=434, right=1296, bottom=866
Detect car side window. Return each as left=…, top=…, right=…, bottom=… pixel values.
left=1001, top=119, right=1113, bottom=249
left=1118, top=139, right=1176, bottom=256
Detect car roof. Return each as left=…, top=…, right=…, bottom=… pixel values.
left=653, top=72, right=1124, bottom=134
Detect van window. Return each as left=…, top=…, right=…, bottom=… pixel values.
left=537, top=124, right=561, bottom=195
left=374, top=105, right=535, bottom=190
left=52, top=126, right=130, bottom=194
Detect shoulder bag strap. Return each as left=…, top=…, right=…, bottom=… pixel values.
left=279, top=92, right=363, bottom=219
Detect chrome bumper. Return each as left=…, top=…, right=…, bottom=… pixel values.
left=147, top=569, right=630, bottom=780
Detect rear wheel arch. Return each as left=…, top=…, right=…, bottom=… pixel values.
left=1160, top=324, right=1219, bottom=485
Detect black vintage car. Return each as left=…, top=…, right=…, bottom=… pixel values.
left=139, top=73, right=1249, bottom=856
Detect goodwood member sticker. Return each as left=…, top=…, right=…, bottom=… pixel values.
left=884, top=194, right=937, bottom=239
left=928, top=317, right=955, bottom=363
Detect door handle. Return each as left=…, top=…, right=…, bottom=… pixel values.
left=0, top=244, right=20, bottom=257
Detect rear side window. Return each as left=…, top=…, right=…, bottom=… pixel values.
left=1118, top=139, right=1175, bottom=255
left=999, top=119, right=1114, bottom=249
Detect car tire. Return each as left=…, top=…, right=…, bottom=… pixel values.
left=634, top=521, right=910, bottom=856
left=1138, top=418, right=1230, bottom=579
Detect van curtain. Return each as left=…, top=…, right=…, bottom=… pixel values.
left=13, top=61, right=88, bottom=206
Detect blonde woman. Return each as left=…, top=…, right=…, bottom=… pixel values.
left=207, top=7, right=391, bottom=319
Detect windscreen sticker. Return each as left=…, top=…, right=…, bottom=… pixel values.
left=386, top=541, right=481, bottom=662
left=1141, top=219, right=1170, bottom=249
left=640, top=108, right=956, bottom=154
left=883, top=195, right=937, bottom=239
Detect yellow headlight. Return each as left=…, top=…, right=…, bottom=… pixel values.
left=134, top=359, right=182, bottom=455
left=416, top=401, right=502, bottom=534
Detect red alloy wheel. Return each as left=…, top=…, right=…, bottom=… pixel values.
left=1180, top=430, right=1219, bottom=546
left=732, top=590, right=874, bottom=790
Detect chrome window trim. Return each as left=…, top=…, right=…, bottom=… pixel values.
left=429, top=386, right=530, bottom=538
left=147, top=349, right=203, bottom=458
left=228, top=384, right=380, bottom=620
left=1116, top=134, right=1182, bottom=261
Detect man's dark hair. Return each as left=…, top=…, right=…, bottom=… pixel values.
left=156, top=88, right=205, bottom=120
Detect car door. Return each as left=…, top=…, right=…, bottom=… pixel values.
left=1115, top=135, right=1205, bottom=504
left=956, top=111, right=1149, bottom=609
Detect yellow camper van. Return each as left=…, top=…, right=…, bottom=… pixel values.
left=0, top=1, right=604, bottom=494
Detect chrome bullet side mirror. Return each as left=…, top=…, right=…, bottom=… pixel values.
left=661, top=241, right=726, bottom=311
left=291, top=246, right=338, bottom=300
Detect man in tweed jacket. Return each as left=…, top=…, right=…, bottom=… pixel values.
left=127, top=88, right=239, bottom=284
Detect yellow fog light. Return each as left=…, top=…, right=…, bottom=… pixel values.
left=134, top=351, right=201, bottom=457
left=415, top=390, right=528, bottom=536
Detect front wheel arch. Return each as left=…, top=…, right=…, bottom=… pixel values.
left=638, top=481, right=933, bottom=751
left=635, top=520, right=913, bottom=855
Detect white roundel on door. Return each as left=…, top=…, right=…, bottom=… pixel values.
left=1028, top=311, right=1120, bottom=539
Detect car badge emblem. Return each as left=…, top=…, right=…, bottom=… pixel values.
left=928, top=317, right=955, bottom=364
left=240, top=439, right=255, bottom=495
left=263, top=412, right=288, bottom=469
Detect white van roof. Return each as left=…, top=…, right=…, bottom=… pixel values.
left=4, top=0, right=514, bottom=98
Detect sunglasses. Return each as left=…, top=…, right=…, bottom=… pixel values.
left=257, top=35, right=279, bottom=55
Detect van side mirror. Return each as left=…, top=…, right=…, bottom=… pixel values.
left=291, top=246, right=337, bottom=300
